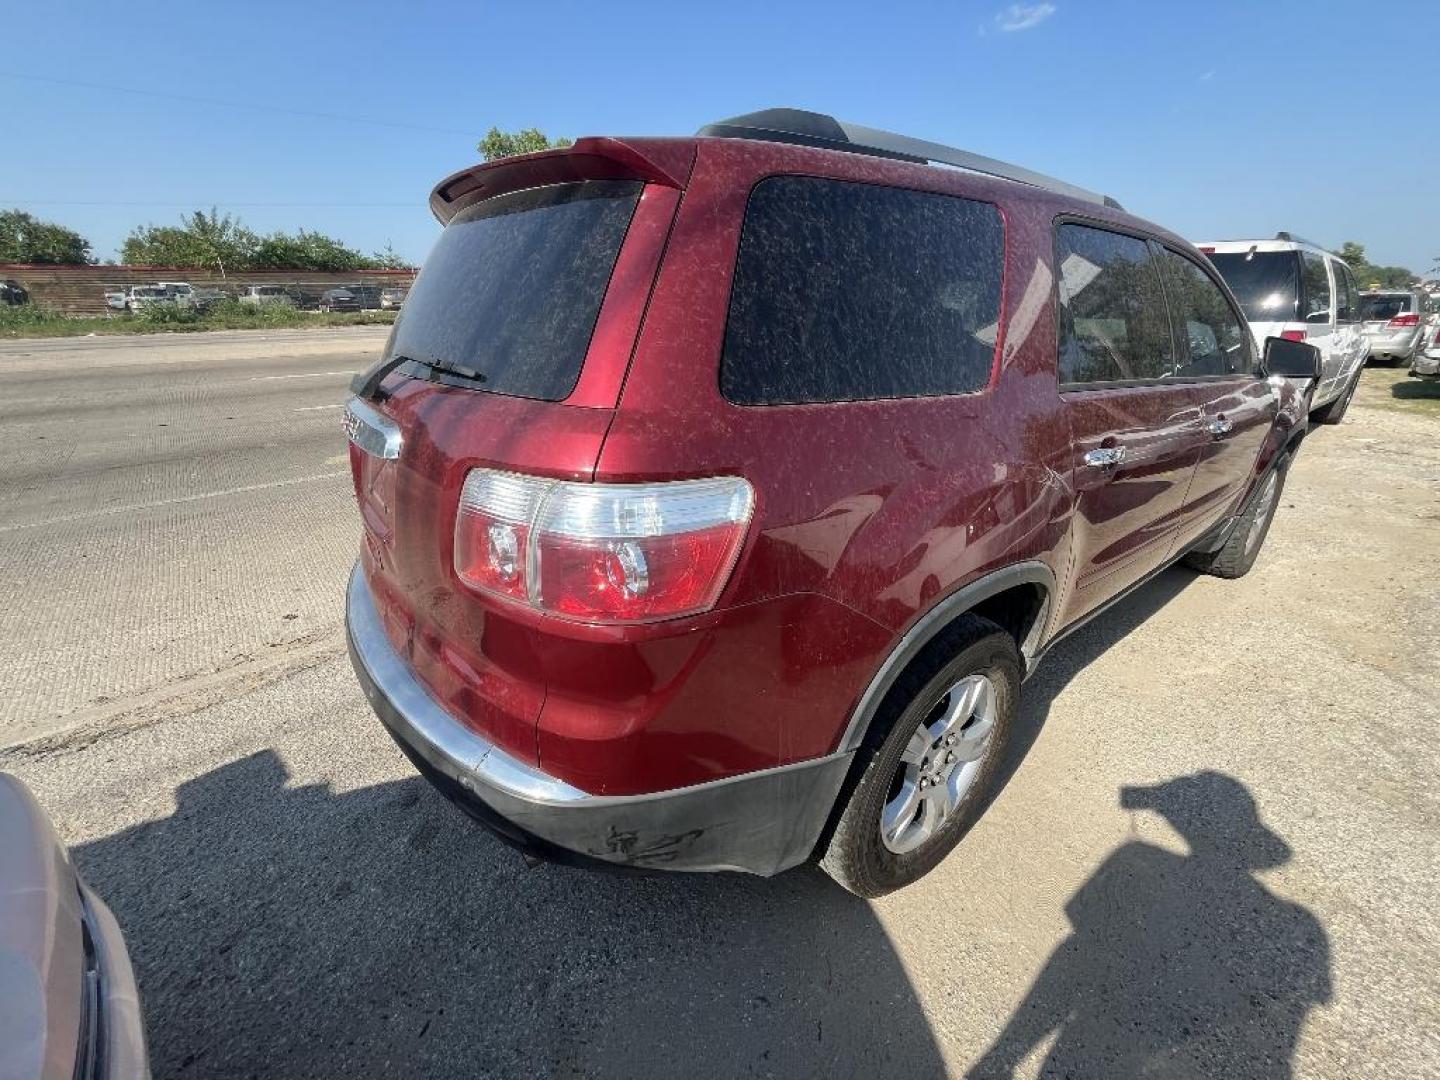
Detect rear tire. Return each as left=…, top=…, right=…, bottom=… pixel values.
left=819, top=616, right=1020, bottom=898
left=1184, top=461, right=1288, bottom=579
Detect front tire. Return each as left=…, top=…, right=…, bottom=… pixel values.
left=1184, top=461, right=1288, bottom=579
left=819, top=616, right=1020, bottom=898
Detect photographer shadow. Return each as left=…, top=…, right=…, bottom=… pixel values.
left=969, top=567, right=1332, bottom=1077
left=74, top=748, right=945, bottom=1079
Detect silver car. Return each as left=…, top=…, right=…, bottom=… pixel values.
left=1359, top=289, right=1426, bottom=365
left=0, top=774, right=149, bottom=1080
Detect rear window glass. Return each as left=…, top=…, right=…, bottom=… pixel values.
left=721, top=176, right=1003, bottom=405
left=1207, top=251, right=1300, bottom=323
left=389, top=180, right=641, bottom=401
left=1360, top=294, right=1413, bottom=320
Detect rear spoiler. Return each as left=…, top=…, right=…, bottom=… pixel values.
left=429, top=137, right=696, bottom=225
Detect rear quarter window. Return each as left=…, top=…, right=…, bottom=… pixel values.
left=720, top=176, right=1004, bottom=405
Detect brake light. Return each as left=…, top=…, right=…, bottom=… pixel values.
left=1388, top=313, right=1419, bottom=328
left=1280, top=329, right=1306, bottom=342
left=1198, top=246, right=1216, bottom=254
left=454, top=471, right=754, bottom=623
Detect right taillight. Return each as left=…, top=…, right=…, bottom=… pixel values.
left=1388, top=313, right=1419, bottom=328
left=454, top=471, right=754, bottom=624
left=1281, top=329, right=1307, bottom=342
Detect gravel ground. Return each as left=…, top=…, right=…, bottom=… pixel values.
left=2, top=336, right=1437, bottom=1078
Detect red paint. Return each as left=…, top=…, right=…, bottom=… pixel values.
left=352, top=135, right=1300, bottom=796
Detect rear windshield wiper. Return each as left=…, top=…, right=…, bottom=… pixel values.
left=350, top=353, right=486, bottom=401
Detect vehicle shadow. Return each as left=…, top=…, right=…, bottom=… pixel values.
left=1390, top=377, right=1440, bottom=401
left=971, top=567, right=1333, bottom=1077
left=74, top=750, right=944, bottom=1079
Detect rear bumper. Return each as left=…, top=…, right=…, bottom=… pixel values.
left=345, top=565, right=851, bottom=876
left=1364, top=332, right=1421, bottom=358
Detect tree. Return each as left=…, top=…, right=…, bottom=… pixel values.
left=369, top=242, right=413, bottom=270
left=0, top=209, right=92, bottom=264
left=1337, top=242, right=1367, bottom=273
left=251, top=229, right=370, bottom=272
left=1332, top=239, right=1416, bottom=290
left=122, top=208, right=257, bottom=276
left=477, top=126, right=572, bottom=161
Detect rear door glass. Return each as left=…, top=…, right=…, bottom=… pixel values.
left=721, top=176, right=1003, bottom=405
left=1207, top=251, right=1299, bottom=323
left=389, top=180, right=642, bottom=401
left=1055, top=224, right=1173, bottom=385
left=1301, top=253, right=1332, bottom=323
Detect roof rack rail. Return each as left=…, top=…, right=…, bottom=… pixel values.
left=697, top=108, right=1122, bottom=210
left=1274, top=231, right=1327, bottom=250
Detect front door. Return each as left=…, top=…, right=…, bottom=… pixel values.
left=1155, top=247, right=1277, bottom=546
left=1052, top=223, right=1210, bottom=626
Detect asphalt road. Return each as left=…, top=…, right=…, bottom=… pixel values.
left=2, top=331, right=1438, bottom=1078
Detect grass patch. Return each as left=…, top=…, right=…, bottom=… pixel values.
left=0, top=300, right=396, bottom=339
left=1356, top=363, right=1440, bottom=417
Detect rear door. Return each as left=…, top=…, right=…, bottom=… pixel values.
left=1299, top=250, right=1341, bottom=403
left=1054, top=222, right=1210, bottom=625
left=1156, top=246, right=1275, bottom=549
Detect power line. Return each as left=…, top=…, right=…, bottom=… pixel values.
left=0, top=70, right=478, bottom=138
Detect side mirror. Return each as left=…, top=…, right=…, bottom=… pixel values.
left=1262, top=336, right=1321, bottom=380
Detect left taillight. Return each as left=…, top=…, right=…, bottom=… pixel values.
left=454, top=471, right=755, bottom=624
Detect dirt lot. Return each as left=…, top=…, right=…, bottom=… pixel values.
left=1, top=334, right=1437, bottom=1078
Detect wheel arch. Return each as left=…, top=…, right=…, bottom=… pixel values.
left=836, top=561, right=1054, bottom=755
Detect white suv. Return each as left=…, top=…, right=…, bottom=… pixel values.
left=1199, top=233, right=1367, bottom=425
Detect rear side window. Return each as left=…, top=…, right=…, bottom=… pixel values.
left=1159, top=251, right=1250, bottom=377
left=721, top=177, right=1003, bottom=405
left=1055, top=223, right=1173, bottom=385
left=389, top=180, right=641, bottom=401
left=1301, top=253, right=1332, bottom=323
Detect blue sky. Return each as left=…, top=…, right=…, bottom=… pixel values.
left=5, top=1, right=1437, bottom=273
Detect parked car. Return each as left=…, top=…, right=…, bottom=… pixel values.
left=319, top=287, right=360, bottom=312
left=0, top=773, right=149, bottom=1079
left=1199, top=234, right=1366, bottom=425
left=121, top=285, right=172, bottom=313
left=190, top=288, right=229, bottom=313
left=104, top=290, right=127, bottom=311
left=1, top=278, right=29, bottom=306
left=1412, top=316, right=1440, bottom=381
left=347, top=284, right=384, bottom=310
left=157, top=281, right=194, bottom=304
left=379, top=287, right=407, bottom=310
left=1359, top=288, right=1426, bottom=366
left=283, top=287, right=321, bottom=311
left=239, top=285, right=294, bottom=307
left=342, top=108, right=1317, bottom=897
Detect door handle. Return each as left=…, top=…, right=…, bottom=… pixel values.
left=1083, top=446, right=1127, bottom=469
left=1205, top=417, right=1233, bottom=439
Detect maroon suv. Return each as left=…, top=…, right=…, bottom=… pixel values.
left=344, top=109, right=1319, bottom=896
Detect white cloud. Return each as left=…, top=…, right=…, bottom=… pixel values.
left=993, top=3, right=1056, bottom=32
left=1199, top=69, right=1216, bottom=81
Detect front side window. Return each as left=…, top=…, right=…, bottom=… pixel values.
left=1055, top=223, right=1173, bottom=386
left=1160, top=250, right=1250, bottom=377
left=1301, top=252, right=1332, bottom=323
left=721, top=176, right=1004, bottom=405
